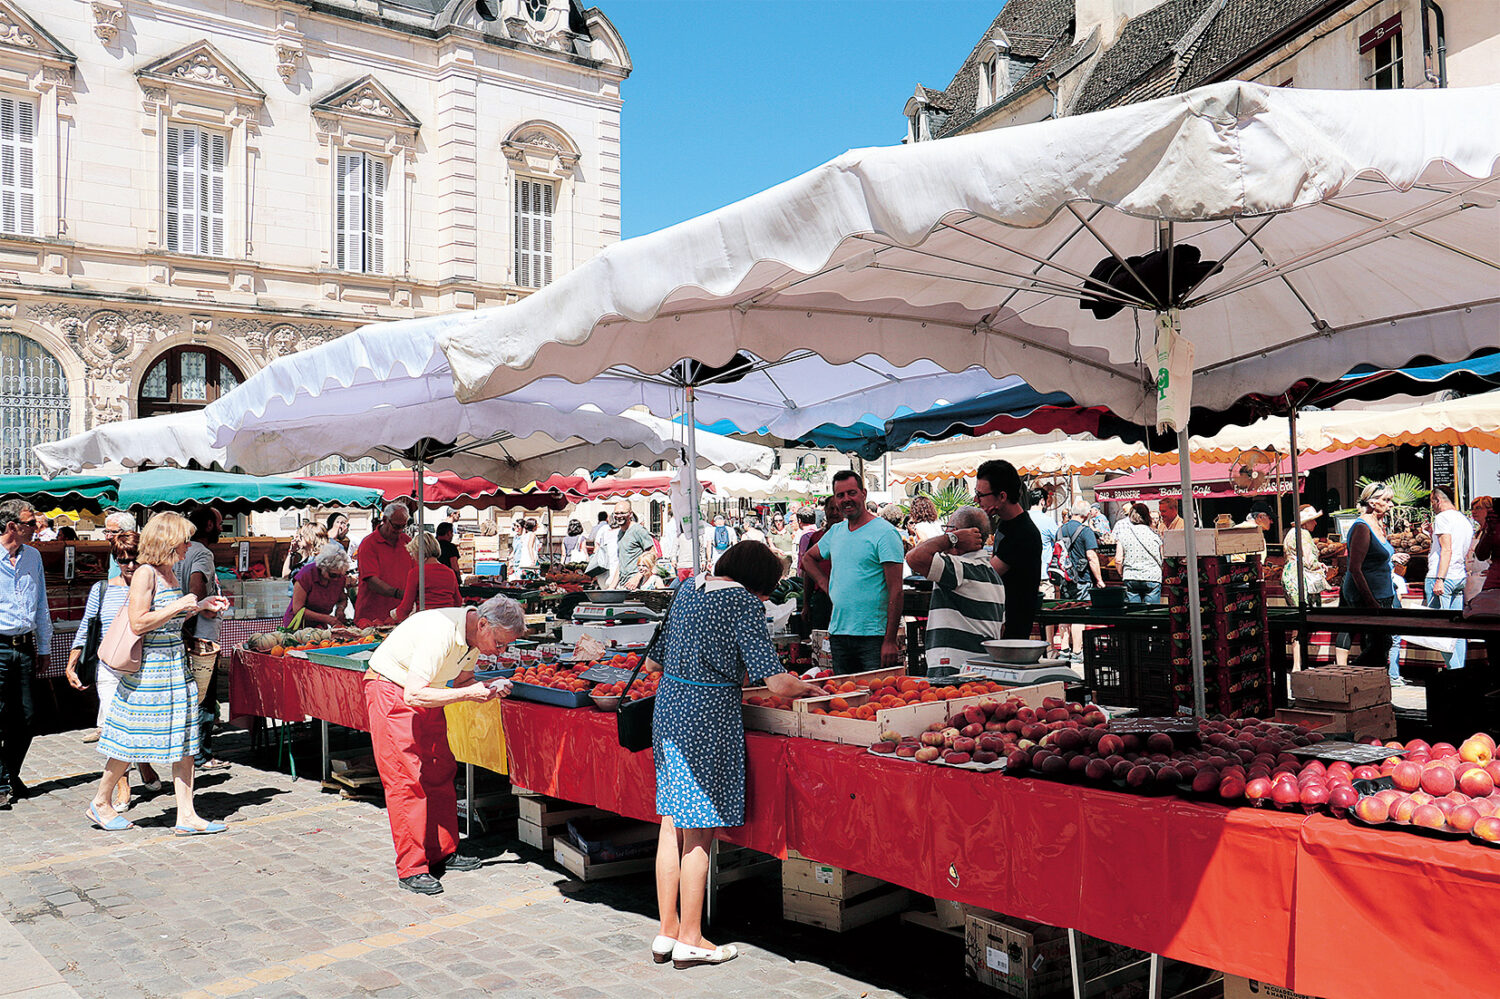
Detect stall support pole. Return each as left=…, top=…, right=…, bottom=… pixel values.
left=684, top=384, right=704, bottom=573
left=464, top=762, right=474, bottom=838
left=1177, top=424, right=1207, bottom=718
left=1289, top=408, right=1307, bottom=609
left=320, top=720, right=329, bottom=782
left=415, top=459, right=426, bottom=611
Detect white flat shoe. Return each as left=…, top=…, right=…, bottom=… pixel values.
left=651, top=935, right=676, bottom=964
left=672, top=942, right=738, bottom=969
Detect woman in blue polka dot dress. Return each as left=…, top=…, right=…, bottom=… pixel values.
left=649, top=541, right=818, bottom=970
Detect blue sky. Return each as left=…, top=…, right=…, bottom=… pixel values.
left=604, top=1, right=1000, bottom=238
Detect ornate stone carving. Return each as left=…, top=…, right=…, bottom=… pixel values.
left=337, top=86, right=394, bottom=119
left=168, top=52, right=234, bottom=89
left=90, top=0, right=124, bottom=43
left=140, top=86, right=166, bottom=112
left=275, top=42, right=302, bottom=82
left=218, top=318, right=348, bottom=360
left=514, top=130, right=562, bottom=152
left=0, top=12, right=37, bottom=49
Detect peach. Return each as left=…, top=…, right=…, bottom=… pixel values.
left=1411, top=803, right=1448, bottom=829
left=1472, top=816, right=1500, bottom=843
left=915, top=747, right=941, bottom=763
left=1460, top=737, right=1494, bottom=764
left=960, top=723, right=985, bottom=739
left=1421, top=765, right=1457, bottom=797
left=1458, top=762, right=1494, bottom=792
left=1354, top=795, right=1389, bottom=823
left=896, top=745, right=918, bottom=758
left=1430, top=742, right=1459, bottom=758
left=870, top=741, right=897, bottom=754
left=943, top=751, right=971, bottom=765
left=1391, top=796, right=1418, bottom=823
left=1449, top=804, right=1482, bottom=834
left=1005, top=750, right=1029, bottom=772
left=1352, top=765, right=1382, bottom=781
left=1485, top=760, right=1500, bottom=784
left=952, top=737, right=977, bottom=755
left=1391, top=761, right=1423, bottom=791
left=920, top=731, right=945, bottom=748
left=1328, top=785, right=1359, bottom=817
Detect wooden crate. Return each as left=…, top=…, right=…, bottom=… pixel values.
left=1276, top=702, right=1397, bottom=741
left=782, top=885, right=910, bottom=932
left=742, top=667, right=908, bottom=736
left=552, top=836, right=655, bottom=881
left=516, top=817, right=556, bottom=851
left=796, top=681, right=1066, bottom=747
left=516, top=794, right=604, bottom=828
left=782, top=849, right=885, bottom=900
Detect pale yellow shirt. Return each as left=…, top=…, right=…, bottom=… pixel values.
left=368, top=607, right=479, bottom=690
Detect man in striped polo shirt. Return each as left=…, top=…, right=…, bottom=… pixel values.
left=905, top=505, right=1006, bottom=674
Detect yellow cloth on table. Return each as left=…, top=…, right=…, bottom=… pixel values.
left=445, top=697, right=508, bottom=774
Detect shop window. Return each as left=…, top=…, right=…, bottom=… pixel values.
left=335, top=152, right=387, bottom=274
left=0, top=331, right=68, bottom=475
left=138, top=345, right=243, bottom=418
left=514, top=177, right=554, bottom=288
left=165, top=124, right=227, bottom=256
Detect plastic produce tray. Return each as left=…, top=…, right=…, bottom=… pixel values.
left=301, top=643, right=381, bottom=669
left=507, top=680, right=594, bottom=708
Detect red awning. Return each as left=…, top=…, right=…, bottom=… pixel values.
left=1094, top=447, right=1374, bottom=502
left=581, top=474, right=717, bottom=500
left=304, top=470, right=578, bottom=511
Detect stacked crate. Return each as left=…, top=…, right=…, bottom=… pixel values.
left=1276, top=665, right=1395, bottom=740
left=1161, top=555, right=1272, bottom=717
left=781, top=850, right=909, bottom=932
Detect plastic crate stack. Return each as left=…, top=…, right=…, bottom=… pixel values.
left=1161, top=554, right=1272, bottom=717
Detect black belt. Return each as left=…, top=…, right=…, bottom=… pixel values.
left=0, top=632, right=35, bottom=650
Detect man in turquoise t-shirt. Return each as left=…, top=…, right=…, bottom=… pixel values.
left=800, top=471, right=905, bottom=673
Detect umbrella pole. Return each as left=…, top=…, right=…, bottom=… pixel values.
left=416, top=459, right=425, bottom=612
left=685, top=385, right=704, bottom=574
left=1177, top=425, right=1207, bottom=718
left=1289, top=408, right=1307, bottom=609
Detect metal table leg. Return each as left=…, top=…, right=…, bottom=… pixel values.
left=465, top=763, right=474, bottom=838
left=705, top=838, right=720, bottom=927
left=1068, top=927, right=1086, bottom=999
left=320, top=720, right=330, bottom=782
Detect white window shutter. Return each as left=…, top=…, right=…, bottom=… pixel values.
left=15, top=99, right=33, bottom=236
left=367, top=156, right=386, bottom=274
left=209, top=131, right=226, bottom=256
left=512, top=178, right=554, bottom=289
left=165, top=126, right=181, bottom=251
left=335, top=153, right=357, bottom=270
left=0, top=98, right=16, bottom=236
left=540, top=181, right=553, bottom=286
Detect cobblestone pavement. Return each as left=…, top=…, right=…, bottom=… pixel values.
left=2, top=726, right=972, bottom=999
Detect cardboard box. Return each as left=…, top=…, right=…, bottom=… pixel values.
left=963, top=909, right=1077, bottom=998
left=1162, top=526, right=1264, bottom=557
left=1221, top=974, right=1324, bottom=999
left=1290, top=666, right=1390, bottom=709
left=1276, top=702, right=1397, bottom=740
left=782, top=850, right=885, bottom=900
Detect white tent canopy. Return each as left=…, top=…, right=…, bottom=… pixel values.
left=199, top=318, right=772, bottom=482
left=438, top=83, right=1499, bottom=427
left=890, top=437, right=1152, bottom=483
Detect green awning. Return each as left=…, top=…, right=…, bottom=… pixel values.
left=112, top=468, right=383, bottom=515
left=0, top=474, right=119, bottom=512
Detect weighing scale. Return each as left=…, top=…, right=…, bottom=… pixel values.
left=560, top=600, right=661, bottom=646
left=961, top=655, right=1082, bottom=686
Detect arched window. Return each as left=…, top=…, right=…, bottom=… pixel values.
left=0, top=331, right=69, bottom=475
left=138, top=345, right=244, bottom=419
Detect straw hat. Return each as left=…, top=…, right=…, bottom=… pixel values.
left=1297, top=504, right=1323, bottom=524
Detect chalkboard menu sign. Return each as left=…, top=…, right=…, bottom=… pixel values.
left=1431, top=444, right=1456, bottom=494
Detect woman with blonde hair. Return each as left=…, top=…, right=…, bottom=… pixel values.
left=282, top=522, right=326, bottom=578
left=1335, top=482, right=1406, bottom=676
left=391, top=531, right=462, bottom=621
left=87, top=512, right=229, bottom=833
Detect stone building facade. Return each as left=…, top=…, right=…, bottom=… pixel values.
left=905, top=0, right=1497, bottom=141
left=0, top=0, right=628, bottom=474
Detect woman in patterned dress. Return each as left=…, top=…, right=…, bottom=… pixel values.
left=650, top=541, right=819, bottom=969
left=86, top=513, right=230, bottom=834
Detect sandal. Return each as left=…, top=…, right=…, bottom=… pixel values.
left=672, top=942, right=738, bottom=969
left=651, top=935, right=676, bottom=965
left=86, top=803, right=133, bottom=832
left=173, top=821, right=227, bottom=836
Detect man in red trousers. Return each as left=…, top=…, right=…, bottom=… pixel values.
left=363, top=595, right=526, bottom=894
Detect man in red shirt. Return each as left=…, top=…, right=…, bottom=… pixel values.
left=356, top=503, right=415, bottom=624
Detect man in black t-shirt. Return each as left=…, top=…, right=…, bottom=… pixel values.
left=435, top=522, right=462, bottom=578
left=974, top=460, right=1043, bottom=640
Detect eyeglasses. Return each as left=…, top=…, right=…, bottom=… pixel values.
left=974, top=489, right=995, bottom=500
left=118, top=557, right=138, bottom=566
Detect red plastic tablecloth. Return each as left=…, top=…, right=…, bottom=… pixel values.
left=499, top=699, right=789, bottom=858
left=229, top=649, right=369, bottom=731
left=229, top=683, right=1500, bottom=998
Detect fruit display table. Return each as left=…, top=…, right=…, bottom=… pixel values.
left=497, top=698, right=1500, bottom=999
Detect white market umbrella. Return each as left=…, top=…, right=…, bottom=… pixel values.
left=436, top=82, right=1500, bottom=716
left=889, top=437, right=1152, bottom=483
left=200, top=318, right=771, bottom=608
left=35, top=411, right=223, bottom=476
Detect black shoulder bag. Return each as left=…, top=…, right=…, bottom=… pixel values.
left=76, top=580, right=108, bottom=687
left=616, top=586, right=678, bottom=752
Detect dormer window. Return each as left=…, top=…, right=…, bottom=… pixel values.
left=977, top=32, right=1012, bottom=110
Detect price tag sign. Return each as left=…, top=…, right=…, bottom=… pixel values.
left=63, top=545, right=75, bottom=581
left=576, top=664, right=635, bottom=684
left=237, top=541, right=250, bottom=574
